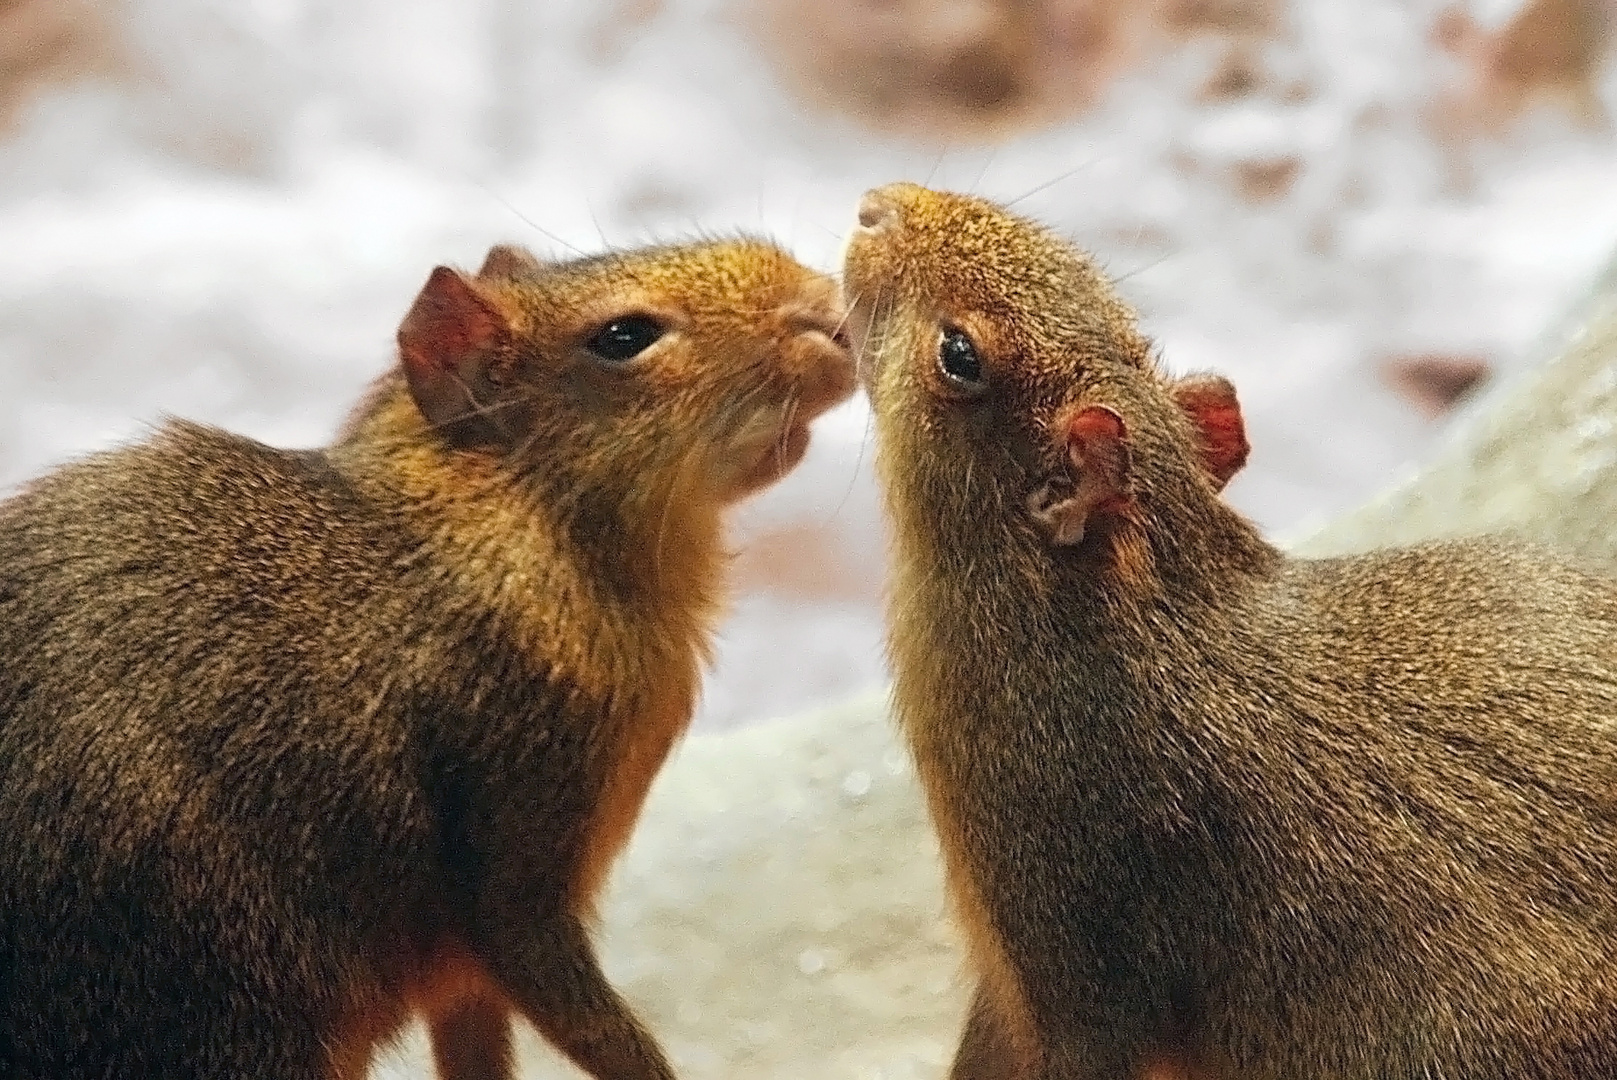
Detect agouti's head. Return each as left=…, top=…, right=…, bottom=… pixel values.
left=842, top=182, right=1248, bottom=558
left=397, top=239, right=856, bottom=505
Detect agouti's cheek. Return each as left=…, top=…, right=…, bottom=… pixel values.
left=557, top=356, right=654, bottom=419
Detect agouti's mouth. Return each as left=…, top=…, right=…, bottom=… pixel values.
left=721, top=415, right=812, bottom=501
left=841, top=242, right=893, bottom=394
left=716, top=306, right=855, bottom=502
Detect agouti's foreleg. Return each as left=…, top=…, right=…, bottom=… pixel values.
left=953, top=983, right=1156, bottom=1080
left=429, top=997, right=514, bottom=1080
left=486, top=915, right=675, bottom=1080
left=952, top=984, right=1018, bottom=1080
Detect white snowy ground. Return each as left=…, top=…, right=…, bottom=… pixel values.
left=2, top=0, right=1615, bottom=728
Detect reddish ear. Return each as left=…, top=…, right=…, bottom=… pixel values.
left=397, top=266, right=517, bottom=445
left=1171, top=374, right=1248, bottom=491
left=1067, top=405, right=1131, bottom=495
left=477, top=244, right=542, bottom=280
left=1028, top=405, right=1134, bottom=546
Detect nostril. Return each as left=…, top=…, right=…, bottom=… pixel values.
left=857, top=192, right=899, bottom=231
left=780, top=303, right=845, bottom=342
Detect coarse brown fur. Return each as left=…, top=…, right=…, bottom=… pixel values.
left=844, top=181, right=1617, bottom=1080
left=0, top=237, right=854, bottom=1080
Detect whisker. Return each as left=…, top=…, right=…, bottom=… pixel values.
left=775, top=393, right=800, bottom=476
left=830, top=290, right=861, bottom=346
left=1003, top=155, right=1107, bottom=209
left=649, top=465, right=675, bottom=592
left=421, top=376, right=536, bottom=436
left=1111, top=251, right=1174, bottom=286
left=716, top=379, right=780, bottom=465
left=831, top=400, right=873, bottom=523
left=473, top=183, right=587, bottom=257
left=829, top=285, right=882, bottom=520
left=586, top=201, right=610, bottom=249
left=969, top=148, right=998, bottom=194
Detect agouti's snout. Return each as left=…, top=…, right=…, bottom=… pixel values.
left=857, top=181, right=937, bottom=234
left=707, top=269, right=857, bottom=501
left=777, top=283, right=858, bottom=417
left=856, top=186, right=906, bottom=233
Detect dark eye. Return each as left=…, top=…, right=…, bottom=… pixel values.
left=586, top=315, right=664, bottom=362
left=938, top=327, right=986, bottom=390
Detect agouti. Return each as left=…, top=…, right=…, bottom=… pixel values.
left=0, top=238, right=855, bottom=1080
left=845, top=181, right=1617, bottom=1079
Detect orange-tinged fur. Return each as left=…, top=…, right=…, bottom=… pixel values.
left=410, top=948, right=511, bottom=1033
left=930, top=798, right=1040, bottom=1075
left=327, top=942, right=512, bottom=1080
left=572, top=683, right=701, bottom=914
left=0, top=237, right=854, bottom=1080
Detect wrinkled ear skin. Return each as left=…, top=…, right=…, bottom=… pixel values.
left=1028, top=405, right=1135, bottom=546
left=477, top=244, right=543, bottom=280
left=397, top=266, right=526, bottom=449
left=1171, top=374, right=1249, bottom=491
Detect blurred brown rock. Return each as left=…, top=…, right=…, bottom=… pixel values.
left=0, top=0, right=118, bottom=123
left=0, top=0, right=292, bottom=173
left=738, top=0, right=1048, bottom=137
left=1296, top=250, right=1617, bottom=568
left=1232, top=152, right=1301, bottom=199
left=1381, top=353, right=1493, bottom=417
left=737, top=0, right=1282, bottom=139
left=1429, top=0, right=1616, bottom=145
left=744, top=0, right=1616, bottom=151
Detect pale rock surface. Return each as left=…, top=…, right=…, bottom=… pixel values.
left=1291, top=248, right=1617, bottom=567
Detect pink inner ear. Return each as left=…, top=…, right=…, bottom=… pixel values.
left=1029, top=404, right=1134, bottom=545
left=1173, top=376, right=1250, bottom=491
left=1069, top=404, right=1125, bottom=445
left=396, top=266, right=518, bottom=440
left=398, top=267, right=508, bottom=381
left=1066, top=405, right=1131, bottom=497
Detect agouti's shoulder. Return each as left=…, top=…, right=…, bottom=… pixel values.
left=0, top=420, right=384, bottom=589
left=1269, top=537, right=1617, bottom=655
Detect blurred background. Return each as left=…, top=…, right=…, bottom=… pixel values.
left=2, top=0, right=1615, bottom=729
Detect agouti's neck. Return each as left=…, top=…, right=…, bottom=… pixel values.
left=889, top=467, right=1281, bottom=738
left=328, top=376, right=725, bottom=673
left=1067, top=480, right=1282, bottom=633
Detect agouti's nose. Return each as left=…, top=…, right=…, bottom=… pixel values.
left=779, top=298, right=857, bottom=414
left=857, top=189, right=902, bottom=232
